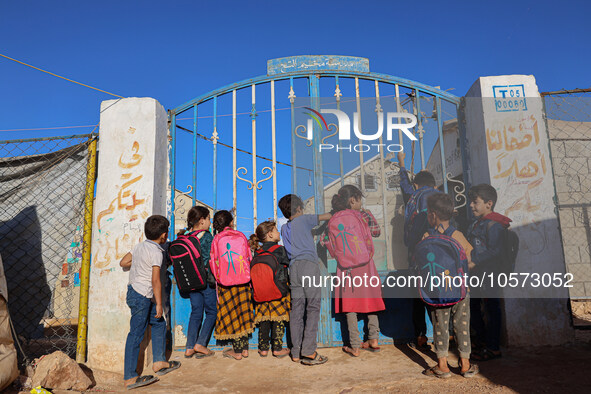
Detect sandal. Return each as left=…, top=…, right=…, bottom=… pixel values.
left=155, top=361, right=181, bottom=376
left=471, top=348, right=502, bottom=362
left=195, top=350, right=215, bottom=358
left=342, top=346, right=361, bottom=357
left=422, top=366, right=452, bottom=379
left=300, top=352, right=328, bottom=366
left=126, top=375, right=159, bottom=390
left=258, top=350, right=269, bottom=357
left=222, top=348, right=242, bottom=360
left=461, top=363, right=480, bottom=378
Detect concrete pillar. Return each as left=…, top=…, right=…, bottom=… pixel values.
left=87, top=98, right=168, bottom=371
left=463, top=76, right=574, bottom=346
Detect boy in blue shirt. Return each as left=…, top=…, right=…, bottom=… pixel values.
left=398, top=152, right=440, bottom=349
left=278, top=194, right=331, bottom=366
left=467, top=184, right=511, bottom=361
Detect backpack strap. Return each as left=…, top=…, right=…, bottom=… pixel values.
left=267, top=244, right=281, bottom=253
left=442, top=225, right=456, bottom=237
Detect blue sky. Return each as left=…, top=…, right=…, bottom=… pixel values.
left=1, top=0, right=589, bottom=136
left=1, top=0, right=590, bottom=232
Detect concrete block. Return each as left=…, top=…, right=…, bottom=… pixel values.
left=557, top=157, right=588, bottom=176
left=550, top=140, right=565, bottom=159
left=564, top=247, right=581, bottom=266
left=579, top=245, right=591, bottom=263
left=567, top=263, right=591, bottom=283
left=558, top=208, right=575, bottom=228
left=564, top=140, right=591, bottom=158
left=569, top=282, right=586, bottom=298
left=561, top=227, right=588, bottom=246
left=585, top=282, right=591, bottom=298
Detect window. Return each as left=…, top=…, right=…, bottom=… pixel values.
left=386, top=173, right=400, bottom=190
left=357, top=173, right=377, bottom=192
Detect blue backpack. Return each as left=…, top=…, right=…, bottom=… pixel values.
left=413, top=225, right=468, bottom=307
left=404, top=188, right=440, bottom=249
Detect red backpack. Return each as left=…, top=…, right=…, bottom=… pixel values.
left=326, top=209, right=374, bottom=270
left=250, top=245, right=289, bottom=302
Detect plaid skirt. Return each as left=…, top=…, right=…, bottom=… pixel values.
left=254, top=293, right=290, bottom=324
left=214, top=283, right=255, bottom=340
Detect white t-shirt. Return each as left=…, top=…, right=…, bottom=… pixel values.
left=128, top=240, right=164, bottom=298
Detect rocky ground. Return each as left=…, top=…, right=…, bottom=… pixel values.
left=9, top=330, right=591, bottom=393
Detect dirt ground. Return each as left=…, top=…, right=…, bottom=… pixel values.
left=48, top=331, right=588, bottom=394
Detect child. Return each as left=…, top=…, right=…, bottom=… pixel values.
left=120, top=215, right=180, bottom=390
left=326, top=185, right=385, bottom=357
left=209, top=210, right=254, bottom=360
left=398, top=151, right=440, bottom=350
left=278, top=194, right=331, bottom=365
left=420, top=193, right=478, bottom=378
left=467, top=184, right=511, bottom=361
left=180, top=206, right=217, bottom=359
left=249, top=221, right=291, bottom=358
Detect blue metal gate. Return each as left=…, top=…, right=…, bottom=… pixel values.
left=168, top=55, right=466, bottom=349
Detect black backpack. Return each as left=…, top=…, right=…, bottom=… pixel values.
left=168, top=230, right=208, bottom=293
left=250, top=245, right=289, bottom=302
left=487, top=221, right=519, bottom=274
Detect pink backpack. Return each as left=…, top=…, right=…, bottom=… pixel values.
left=210, top=228, right=251, bottom=286
left=326, top=209, right=374, bottom=270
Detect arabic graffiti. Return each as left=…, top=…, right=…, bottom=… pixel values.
left=487, top=115, right=552, bottom=255
left=93, top=127, right=149, bottom=269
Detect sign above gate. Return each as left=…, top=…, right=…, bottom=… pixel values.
left=267, top=55, right=370, bottom=75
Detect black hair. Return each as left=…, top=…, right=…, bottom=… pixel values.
left=178, top=206, right=210, bottom=236
left=427, top=193, right=455, bottom=221
left=331, top=184, right=363, bottom=212
left=413, top=171, right=436, bottom=188
left=468, top=183, right=498, bottom=209
left=212, top=210, right=233, bottom=234
left=144, top=215, right=170, bottom=241
left=278, top=194, right=304, bottom=219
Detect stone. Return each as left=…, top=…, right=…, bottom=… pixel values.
left=31, top=351, right=92, bottom=391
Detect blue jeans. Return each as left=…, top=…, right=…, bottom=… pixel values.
left=185, top=285, right=217, bottom=350
left=124, top=285, right=167, bottom=380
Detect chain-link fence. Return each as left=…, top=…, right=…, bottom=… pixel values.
left=0, top=133, right=96, bottom=366
left=543, top=89, right=591, bottom=303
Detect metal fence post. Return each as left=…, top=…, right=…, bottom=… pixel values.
left=76, top=136, right=97, bottom=363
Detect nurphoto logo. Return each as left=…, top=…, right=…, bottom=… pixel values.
left=299, top=100, right=418, bottom=153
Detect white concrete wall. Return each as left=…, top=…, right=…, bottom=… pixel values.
left=464, top=76, right=573, bottom=346
left=87, top=98, right=168, bottom=372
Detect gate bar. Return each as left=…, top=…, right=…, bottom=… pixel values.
left=213, top=96, right=218, bottom=211
left=335, top=76, right=344, bottom=187
left=271, top=80, right=278, bottom=222
left=415, top=89, right=426, bottom=170
left=251, top=84, right=258, bottom=232
left=289, top=77, right=297, bottom=193
left=169, top=112, right=177, bottom=237
left=374, top=80, right=391, bottom=269
left=192, top=104, right=197, bottom=206
left=233, top=90, right=237, bottom=229
left=355, top=77, right=365, bottom=192
left=309, top=75, right=324, bottom=214
left=436, top=97, right=448, bottom=193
